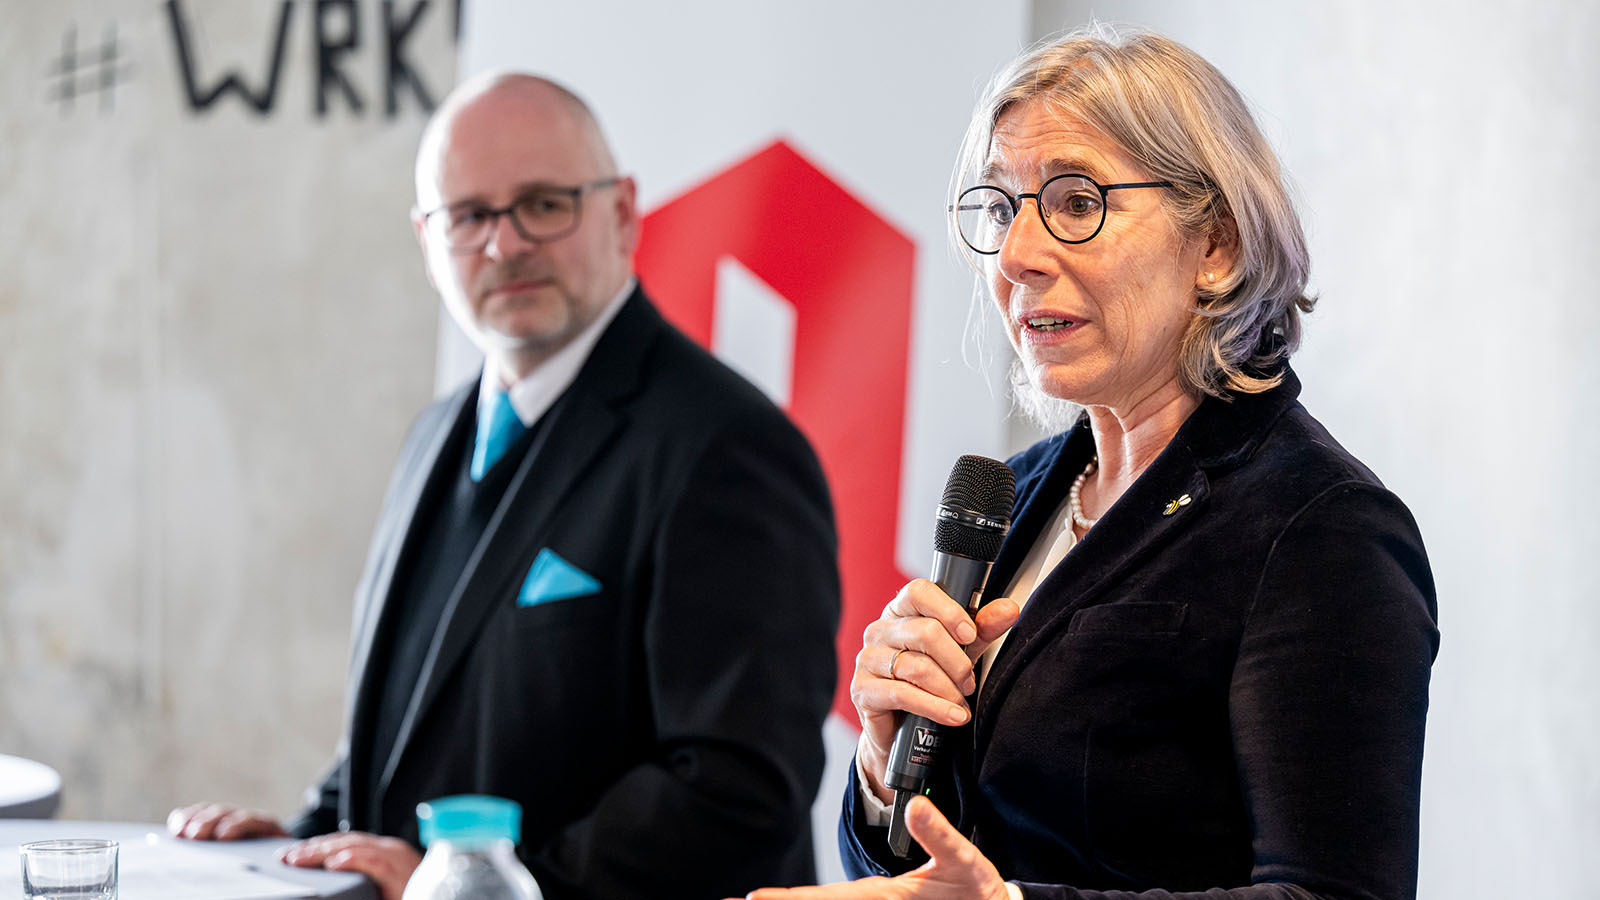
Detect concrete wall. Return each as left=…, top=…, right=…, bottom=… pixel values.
left=1026, top=1, right=1600, bottom=894
left=0, top=0, right=456, bottom=822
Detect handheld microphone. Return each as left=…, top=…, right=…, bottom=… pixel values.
left=885, top=454, right=1014, bottom=858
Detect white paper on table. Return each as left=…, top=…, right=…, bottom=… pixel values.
left=122, top=834, right=311, bottom=899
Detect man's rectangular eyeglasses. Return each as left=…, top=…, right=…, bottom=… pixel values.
left=421, top=177, right=621, bottom=253
left=951, top=173, right=1173, bottom=254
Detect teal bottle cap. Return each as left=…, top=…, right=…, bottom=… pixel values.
left=416, top=794, right=522, bottom=848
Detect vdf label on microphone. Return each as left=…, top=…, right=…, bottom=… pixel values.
left=909, top=725, right=945, bottom=766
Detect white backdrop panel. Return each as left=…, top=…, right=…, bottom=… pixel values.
left=456, top=0, right=1031, bottom=885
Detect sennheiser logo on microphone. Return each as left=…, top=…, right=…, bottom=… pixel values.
left=937, top=505, right=1008, bottom=532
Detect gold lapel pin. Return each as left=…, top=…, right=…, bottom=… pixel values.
left=1162, top=494, right=1193, bottom=516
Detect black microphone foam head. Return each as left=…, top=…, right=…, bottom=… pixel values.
left=934, top=454, right=1016, bottom=561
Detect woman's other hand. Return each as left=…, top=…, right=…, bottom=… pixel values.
left=739, top=795, right=1012, bottom=900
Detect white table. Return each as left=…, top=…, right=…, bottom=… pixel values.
left=0, top=755, right=61, bottom=819
left=4, top=820, right=377, bottom=900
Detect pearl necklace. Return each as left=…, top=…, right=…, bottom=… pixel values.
left=1069, top=456, right=1099, bottom=531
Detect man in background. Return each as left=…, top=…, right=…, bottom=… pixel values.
left=169, top=72, right=840, bottom=900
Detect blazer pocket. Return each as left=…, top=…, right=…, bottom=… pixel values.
left=508, top=591, right=614, bottom=630
left=1066, top=601, right=1187, bottom=637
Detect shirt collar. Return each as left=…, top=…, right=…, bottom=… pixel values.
left=478, top=275, right=637, bottom=428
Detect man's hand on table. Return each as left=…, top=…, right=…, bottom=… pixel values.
left=169, top=803, right=420, bottom=898
left=279, top=831, right=422, bottom=900
left=167, top=802, right=290, bottom=841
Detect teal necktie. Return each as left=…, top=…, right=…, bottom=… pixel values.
left=471, top=389, right=526, bottom=482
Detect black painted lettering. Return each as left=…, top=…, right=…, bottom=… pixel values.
left=314, top=0, right=364, bottom=116
left=164, top=0, right=294, bottom=115
left=383, top=0, right=436, bottom=117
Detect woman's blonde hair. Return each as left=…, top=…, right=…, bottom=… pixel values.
left=957, top=23, right=1315, bottom=399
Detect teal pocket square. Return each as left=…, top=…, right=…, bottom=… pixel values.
left=518, top=548, right=602, bottom=607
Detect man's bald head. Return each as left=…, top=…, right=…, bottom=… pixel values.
left=414, top=72, right=618, bottom=209
left=409, top=71, right=638, bottom=382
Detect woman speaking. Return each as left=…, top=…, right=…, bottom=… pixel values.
left=747, top=23, right=1439, bottom=900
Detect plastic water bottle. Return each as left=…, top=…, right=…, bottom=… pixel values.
left=401, top=795, right=542, bottom=900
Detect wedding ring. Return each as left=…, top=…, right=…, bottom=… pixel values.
left=889, top=648, right=906, bottom=680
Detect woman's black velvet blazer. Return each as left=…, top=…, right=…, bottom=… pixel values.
left=842, top=367, right=1439, bottom=900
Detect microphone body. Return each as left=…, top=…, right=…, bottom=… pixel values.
left=885, top=456, right=1014, bottom=858
left=884, top=553, right=994, bottom=856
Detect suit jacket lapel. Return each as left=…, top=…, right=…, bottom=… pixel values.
left=377, top=289, right=662, bottom=796
left=973, top=427, right=1211, bottom=755
left=346, top=383, right=475, bottom=756
left=972, top=371, right=1304, bottom=761
left=982, top=430, right=1086, bottom=609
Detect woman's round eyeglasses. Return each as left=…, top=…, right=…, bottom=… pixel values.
left=951, top=173, right=1172, bottom=254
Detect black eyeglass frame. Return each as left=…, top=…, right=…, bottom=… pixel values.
left=951, top=173, right=1174, bottom=254
left=420, top=176, right=622, bottom=254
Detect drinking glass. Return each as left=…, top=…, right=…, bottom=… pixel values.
left=19, top=839, right=118, bottom=900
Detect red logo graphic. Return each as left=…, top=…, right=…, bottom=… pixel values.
left=636, top=139, right=915, bottom=723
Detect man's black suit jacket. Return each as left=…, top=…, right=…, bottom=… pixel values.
left=841, top=368, right=1439, bottom=899
left=290, top=287, right=841, bottom=900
